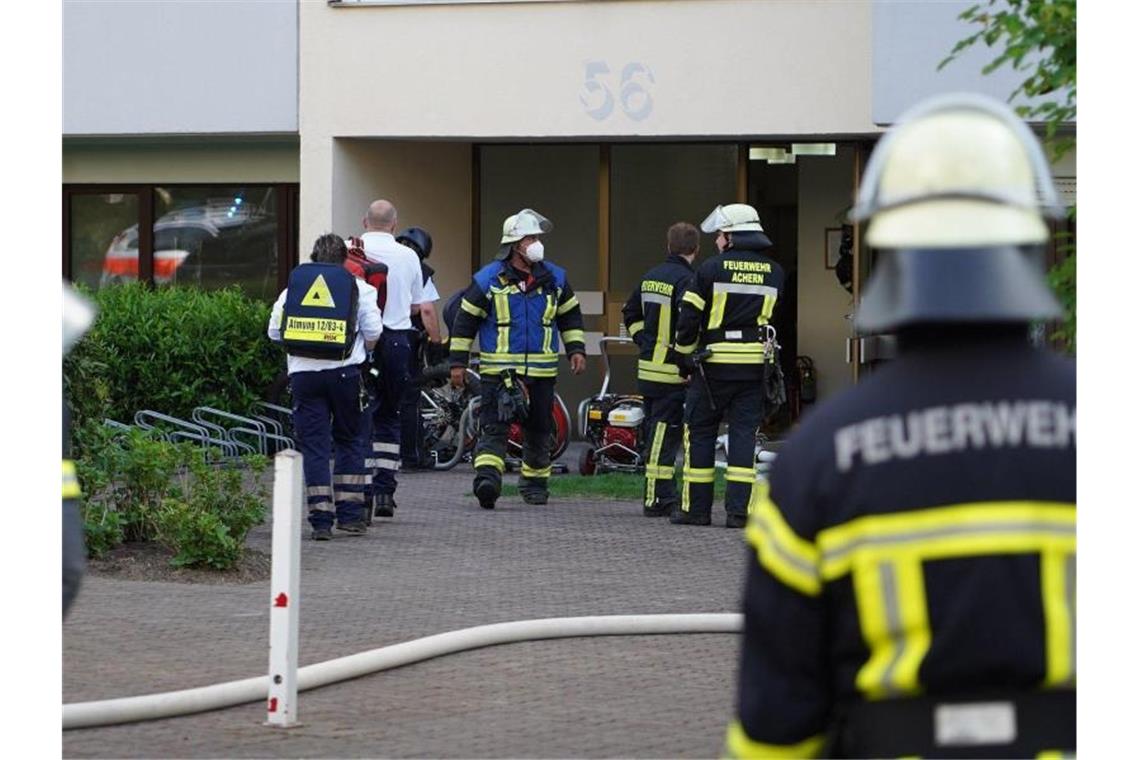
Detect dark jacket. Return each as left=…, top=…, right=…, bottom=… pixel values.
left=620, top=253, right=695, bottom=397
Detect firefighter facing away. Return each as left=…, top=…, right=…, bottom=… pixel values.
left=672, top=203, right=785, bottom=529
left=621, top=222, right=699, bottom=517
left=449, top=208, right=587, bottom=509
left=725, top=93, right=1075, bottom=758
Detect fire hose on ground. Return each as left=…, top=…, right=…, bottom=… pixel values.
left=63, top=613, right=743, bottom=730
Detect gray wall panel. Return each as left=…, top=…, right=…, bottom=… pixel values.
left=64, top=0, right=297, bottom=135
left=873, top=0, right=1072, bottom=125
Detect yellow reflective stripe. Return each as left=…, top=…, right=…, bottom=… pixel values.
left=707, top=291, right=728, bottom=330
left=63, top=460, right=81, bottom=499
left=628, top=320, right=645, bottom=337
left=723, top=720, right=825, bottom=759
left=726, top=465, right=755, bottom=483
left=852, top=556, right=931, bottom=699
left=521, top=463, right=552, bottom=478
left=645, top=422, right=668, bottom=506
left=818, top=501, right=1076, bottom=581
left=460, top=298, right=487, bottom=318
left=746, top=491, right=822, bottom=597
left=543, top=326, right=553, bottom=354
left=760, top=294, right=778, bottom=323
left=674, top=341, right=697, bottom=355
left=681, top=425, right=692, bottom=513
left=556, top=295, right=579, bottom=316
left=645, top=465, right=675, bottom=479
left=707, top=354, right=766, bottom=365
left=638, top=359, right=680, bottom=376
left=474, top=454, right=505, bottom=472
left=682, top=290, right=706, bottom=311
left=493, top=290, right=511, bottom=352
left=1042, top=548, right=1076, bottom=686
left=522, top=366, right=559, bottom=378
left=450, top=336, right=473, bottom=352
left=561, top=329, right=585, bottom=345
left=683, top=467, right=716, bottom=484
left=652, top=305, right=672, bottom=364
left=1036, top=752, right=1066, bottom=760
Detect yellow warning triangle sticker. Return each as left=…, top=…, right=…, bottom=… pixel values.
left=301, top=274, right=336, bottom=308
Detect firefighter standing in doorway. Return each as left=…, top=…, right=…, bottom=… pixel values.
left=449, top=208, right=587, bottom=510
left=725, top=93, right=1075, bottom=758
left=672, top=203, right=785, bottom=529
left=621, top=222, right=699, bottom=517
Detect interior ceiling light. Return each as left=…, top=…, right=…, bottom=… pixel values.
left=791, top=143, right=837, bottom=156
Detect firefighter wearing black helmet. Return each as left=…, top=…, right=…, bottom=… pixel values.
left=725, top=93, right=1075, bottom=759
left=672, top=203, right=785, bottom=529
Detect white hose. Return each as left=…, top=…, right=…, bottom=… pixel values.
left=64, top=613, right=742, bottom=730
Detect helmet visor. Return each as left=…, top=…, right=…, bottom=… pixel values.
left=700, top=206, right=731, bottom=234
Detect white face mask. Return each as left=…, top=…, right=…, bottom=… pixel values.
left=524, top=240, right=545, bottom=263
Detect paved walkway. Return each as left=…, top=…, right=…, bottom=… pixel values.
left=63, top=461, right=752, bottom=758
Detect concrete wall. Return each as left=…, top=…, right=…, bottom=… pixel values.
left=63, top=139, right=300, bottom=184
left=796, top=146, right=859, bottom=400
left=330, top=140, right=473, bottom=302
left=64, top=0, right=298, bottom=135
left=872, top=0, right=1074, bottom=125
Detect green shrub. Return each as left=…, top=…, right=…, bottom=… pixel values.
left=64, top=283, right=282, bottom=439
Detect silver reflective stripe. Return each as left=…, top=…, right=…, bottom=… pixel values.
left=333, top=474, right=370, bottom=485
left=364, top=458, right=381, bottom=468
left=641, top=292, right=671, bottom=308
left=377, top=460, right=400, bottom=471
left=712, top=282, right=778, bottom=298
left=335, top=491, right=367, bottom=503
left=308, top=502, right=334, bottom=513
left=373, top=442, right=401, bottom=454
left=878, top=562, right=905, bottom=697
left=823, top=520, right=1075, bottom=566
left=306, top=486, right=332, bottom=497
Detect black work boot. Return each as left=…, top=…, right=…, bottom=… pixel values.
left=373, top=493, right=396, bottom=518
left=643, top=497, right=677, bottom=517
left=311, top=526, right=333, bottom=541
left=670, top=507, right=711, bottom=526
left=521, top=490, right=549, bottom=505
left=725, top=513, right=748, bottom=529
left=474, top=479, right=498, bottom=510
left=336, top=521, right=368, bottom=535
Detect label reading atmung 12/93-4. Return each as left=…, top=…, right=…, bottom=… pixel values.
left=284, top=317, right=346, bottom=344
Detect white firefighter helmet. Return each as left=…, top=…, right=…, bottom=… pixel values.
left=63, top=282, right=96, bottom=355
left=499, top=208, right=553, bottom=245
left=699, top=203, right=764, bottom=234
left=850, top=93, right=1064, bottom=333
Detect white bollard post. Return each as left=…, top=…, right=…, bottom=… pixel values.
left=266, top=449, right=303, bottom=728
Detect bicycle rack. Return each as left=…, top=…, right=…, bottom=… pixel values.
left=192, top=407, right=271, bottom=456
left=134, top=410, right=240, bottom=458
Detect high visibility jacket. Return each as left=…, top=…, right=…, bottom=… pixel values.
left=344, top=237, right=389, bottom=312
left=674, top=234, right=784, bottom=381
left=449, top=260, right=586, bottom=378
left=280, top=263, right=358, bottom=360
left=620, top=253, right=695, bottom=395
left=726, top=332, right=1076, bottom=758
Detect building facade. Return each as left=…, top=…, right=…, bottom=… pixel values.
left=63, top=0, right=1075, bottom=410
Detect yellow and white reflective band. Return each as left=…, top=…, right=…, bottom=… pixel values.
left=521, top=463, right=553, bottom=479
left=760, top=294, right=778, bottom=323
left=460, top=298, right=487, bottom=319
left=746, top=492, right=822, bottom=597
left=628, top=320, right=645, bottom=337
left=561, top=329, right=585, bottom=345
left=556, top=295, right=579, bottom=316
left=493, top=290, right=511, bottom=353
left=451, top=336, right=473, bottom=352
left=817, top=501, right=1076, bottom=581
left=726, top=466, right=755, bottom=484
left=645, top=422, right=668, bottom=506
left=681, top=425, right=693, bottom=512
left=852, top=555, right=931, bottom=699
left=723, top=720, right=826, bottom=759
left=543, top=294, right=558, bottom=324
left=638, top=359, right=681, bottom=377
left=63, top=460, right=81, bottom=499
left=543, top=326, right=553, bottom=354
left=645, top=464, right=675, bottom=479
left=474, top=453, right=505, bottom=472
left=707, top=342, right=767, bottom=365
left=674, top=340, right=697, bottom=355
left=682, top=290, right=707, bottom=311
left=523, top=366, right=559, bottom=378
left=707, top=291, right=728, bottom=330
left=1041, top=548, right=1076, bottom=687
left=653, top=305, right=672, bottom=364
left=683, top=467, right=716, bottom=484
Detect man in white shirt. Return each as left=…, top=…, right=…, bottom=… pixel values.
left=358, top=199, right=428, bottom=517
left=268, top=233, right=383, bottom=540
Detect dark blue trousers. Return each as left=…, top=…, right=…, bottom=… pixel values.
left=290, top=366, right=369, bottom=529
left=366, top=330, right=412, bottom=496
left=400, top=331, right=425, bottom=466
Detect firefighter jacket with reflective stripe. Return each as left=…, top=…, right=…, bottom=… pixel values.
left=726, top=333, right=1076, bottom=758
left=449, top=259, right=586, bottom=378
left=344, top=238, right=389, bottom=312
left=674, top=237, right=785, bottom=381
left=281, top=263, right=359, bottom=360
left=621, top=254, right=694, bottom=395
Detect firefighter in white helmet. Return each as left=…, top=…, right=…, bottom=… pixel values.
left=449, top=209, right=587, bottom=509
left=725, top=93, right=1074, bottom=758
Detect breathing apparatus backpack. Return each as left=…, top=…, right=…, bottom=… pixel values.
left=280, top=263, right=359, bottom=360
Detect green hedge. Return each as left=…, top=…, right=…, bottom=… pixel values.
left=65, top=284, right=282, bottom=443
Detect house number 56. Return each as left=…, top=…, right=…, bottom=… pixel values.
left=580, top=61, right=656, bottom=122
